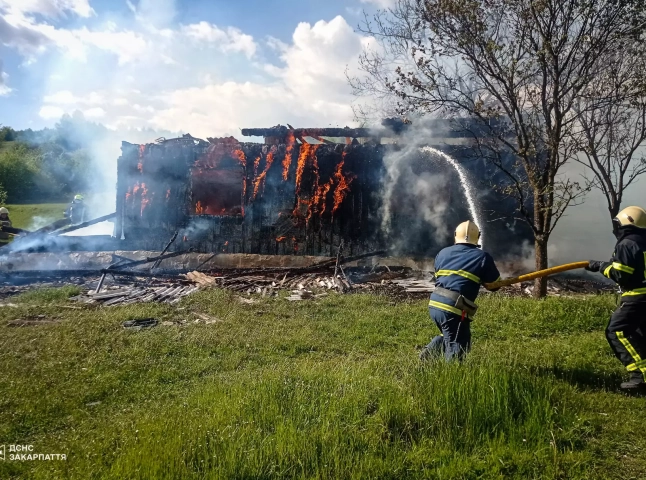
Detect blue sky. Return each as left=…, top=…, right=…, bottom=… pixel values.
left=0, top=0, right=389, bottom=136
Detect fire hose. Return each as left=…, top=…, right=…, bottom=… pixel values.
left=483, top=261, right=591, bottom=290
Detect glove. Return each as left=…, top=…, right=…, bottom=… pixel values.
left=585, top=260, right=602, bottom=272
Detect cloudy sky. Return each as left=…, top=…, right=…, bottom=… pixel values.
left=0, top=0, right=392, bottom=138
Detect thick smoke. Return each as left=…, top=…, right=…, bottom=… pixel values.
left=380, top=118, right=482, bottom=256
left=547, top=158, right=645, bottom=265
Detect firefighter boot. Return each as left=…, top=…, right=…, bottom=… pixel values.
left=419, top=335, right=444, bottom=361
left=620, top=372, right=646, bottom=390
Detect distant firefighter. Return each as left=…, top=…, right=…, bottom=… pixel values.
left=587, top=206, right=646, bottom=391
left=420, top=221, right=501, bottom=362
left=64, top=194, right=86, bottom=225
left=0, top=206, right=12, bottom=241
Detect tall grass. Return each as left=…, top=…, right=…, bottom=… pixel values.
left=51, top=358, right=590, bottom=479
left=0, top=290, right=643, bottom=479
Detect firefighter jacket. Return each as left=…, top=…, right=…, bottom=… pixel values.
left=0, top=217, right=11, bottom=240
left=429, top=243, right=501, bottom=317
left=600, top=227, right=646, bottom=302
left=65, top=201, right=86, bottom=225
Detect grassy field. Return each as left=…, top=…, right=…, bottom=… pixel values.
left=0, top=289, right=644, bottom=479
left=2, top=204, right=67, bottom=230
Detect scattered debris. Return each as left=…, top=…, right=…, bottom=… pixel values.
left=122, top=318, right=158, bottom=329
left=7, top=315, right=59, bottom=327
left=184, top=271, right=221, bottom=286
left=0, top=262, right=615, bottom=308
left=70, top=284, right=200, bottom=306
left=194, top=312, right=221, bottom=324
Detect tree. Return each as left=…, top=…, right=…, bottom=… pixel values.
left=351, top=0, right=646, bottom=297
left=0, top=125, right=16, bottom=142
left=572, top=48, right=646, bottom=220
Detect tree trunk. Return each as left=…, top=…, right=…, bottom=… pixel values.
left=534, top=236, right=548, bottom=298
left=609, top=203, right=620, bottom=221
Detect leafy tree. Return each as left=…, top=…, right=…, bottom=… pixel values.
left=351, top=0, right=646, bottom=297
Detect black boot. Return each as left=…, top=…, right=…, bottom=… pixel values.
left=620, top=372, right=646, bottom=390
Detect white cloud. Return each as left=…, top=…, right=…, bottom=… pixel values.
left=0, top=60, right=11, bottom=95
left=145, top=16, right=370, bottom=136
left=182, top=22, right=257, bottom=58
left=0, top=0, right=94, bottom=18
left=1, top=6, right=255, bottom=65
left=359, top=0, right=396, bottom=7
left=39, top=105, right=65, bottom=118
left=128, top=0, right=176, bottom=28
left=24, top=12, right=372, bottom=138
left=83, top=106, right=105, bottom=118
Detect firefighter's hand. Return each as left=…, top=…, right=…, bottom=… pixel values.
left=585, top=260, right=602, bottom=272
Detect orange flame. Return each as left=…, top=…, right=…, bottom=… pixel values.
left=253, top=151, right=275, bottom=199
left=195, top=201, right=204, bottom=214
left=276, top=236, right=287, bottom=242
left=183, top=235, right=188, bottom=242
left=132, top=182, right=140, bottom=196
left=306, top=149, right=322, bottom=222
left=282, top=130, right=295, bottom=180
left=253, top=155, right=261, bottom=176
left=137, top=145, right=145, bottom=173
left=232, top=149, right=246, bottom=165
left=140, top=183, right=149, bottom=216
left=314, top=182, right=332, bottom=217
left=125, top=186, right=132, bottom=202
left=332, top=152, right=355, bottom=215
left=224, top=241, right=229, bottom=246
left=294, top=143, right=319, bottom=195
left=233, top=149, right=248, bottom=216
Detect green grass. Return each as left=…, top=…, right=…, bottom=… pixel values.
left=2, top=204, right=67, bottom=230
left=1, top=290, right=644, bottom=479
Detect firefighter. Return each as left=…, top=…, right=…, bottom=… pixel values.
left=64, top=194, right=86, bottom=225
left=420, top=220, right=502, bottom=362
left=0, top=207, right=11, bottom=241
left=586, top=206, right=646, bottom=391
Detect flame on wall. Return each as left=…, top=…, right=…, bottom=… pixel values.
left=282, top=130, right=295, bottom=181
left=252, top=149, right=276, bottom=200
left=128, top=136, right=356, bottom=227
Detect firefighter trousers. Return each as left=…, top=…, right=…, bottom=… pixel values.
left=424, top=307, right=471, bottom=361
left=606, top=301, right=646, bottom=380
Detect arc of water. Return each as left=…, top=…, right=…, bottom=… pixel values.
left=419, top=146, right=484, bottom=248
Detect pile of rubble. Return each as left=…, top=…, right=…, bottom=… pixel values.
left=0, top=261, right=616, bottom=307
left=70, top=284, right=201, bottom=306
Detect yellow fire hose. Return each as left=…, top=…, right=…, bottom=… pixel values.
left=483, top=261, right=591, bottom=290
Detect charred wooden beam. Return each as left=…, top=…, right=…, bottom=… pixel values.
left=1, top=226, right=31, bottom=235
left=241, top=127, right=379, bottom=138
left=51, top=212, right=116, bottom=235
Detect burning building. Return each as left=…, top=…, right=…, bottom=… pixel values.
left=115, top=121, right=532, bottom=258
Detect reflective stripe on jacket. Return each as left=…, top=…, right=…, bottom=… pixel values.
left=600, top=229, right=646, bottom=301
left=429, top=243, right=501, bottom=313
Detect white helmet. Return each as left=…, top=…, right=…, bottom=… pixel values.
left=615, top=206, right=646, bottom=229
left=0, top=207, right=8, bottom=215
left=454, top=220, right=480, bottom=246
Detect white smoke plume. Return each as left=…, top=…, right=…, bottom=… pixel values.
left=380, top=117, right=483, bottom=255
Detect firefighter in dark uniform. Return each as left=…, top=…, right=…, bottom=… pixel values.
left=586, top=206, right=646, bottom=390
left=420, top=221, right=502, bottom=361
left=64, top=194, right=86, bottom=225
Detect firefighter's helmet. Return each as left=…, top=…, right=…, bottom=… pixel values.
left=615, top=206, right=646, bottom=229
left=74, top=194, right=84, bottom=201
left=454, top=220, right=480, bottom=245
left=0, top=207, right=8, bottom=214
